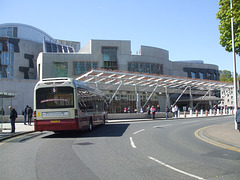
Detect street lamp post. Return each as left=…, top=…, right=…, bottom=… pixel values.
left=230, top=0, right=238, bottom=129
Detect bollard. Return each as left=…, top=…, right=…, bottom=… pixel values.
left=201, top=109, right=203, bottom=116
left=205, top=110, right=208, bottom=116
left=190, top=109, right=193, bottom=117
left=195, top=110, right=198, bottom=117
left=184, top=111, right=186, bottom=118
left=209, top=109, right=212, bottom=116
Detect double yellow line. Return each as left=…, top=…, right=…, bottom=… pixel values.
left=195, top=126, right=240, bottom=152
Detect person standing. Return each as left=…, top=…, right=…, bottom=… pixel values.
left=9, top=106, right=17, bottom=133
left=28, top=106, right=33, bottom=125
left=175, top=105, right=178, bottom=118
left=171, top=105, right=176, bottom=118
left=151, top=105, right=156, bottom=120
left=24, top=105, right=29, bottom=125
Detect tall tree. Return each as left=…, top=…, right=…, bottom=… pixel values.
left=216, top=0, right=240, bottom=55
left=220, top=70, right=240, bottom=82
left=220, top=70, right=233, bottom=82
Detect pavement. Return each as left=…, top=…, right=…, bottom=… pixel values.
left=0, top=116, right=240, bottom=152
left=0, top=123, right=34, bottom=142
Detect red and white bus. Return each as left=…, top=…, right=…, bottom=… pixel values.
left=34, top=77, right=107, bottom=132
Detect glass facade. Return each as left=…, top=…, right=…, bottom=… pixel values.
left=0, top=40, right=14, bottom=78
left=102, top=47, right=117, bottom=69
left=73, top=61, right=98, bottom=75
left=45, top=41, right=75, bottom=53
left=128, top=62, right=163, bottom=75
left=53, top=62, right=68, bottom=77
left=191, top=72, right=196, bottom=78
left=0, top=27, right=17, bottom=38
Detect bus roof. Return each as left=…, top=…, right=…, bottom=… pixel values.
left=37, top=77, right=105, bottom=97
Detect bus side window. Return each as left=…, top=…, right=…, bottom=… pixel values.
left=78, top=98, right=86, bottom=112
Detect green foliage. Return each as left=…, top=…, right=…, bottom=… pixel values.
left=220, top=70, right=233, bottom=82
left=220, top=69, right=240, bottom=82
left=216, top=0, right=240, bottom=55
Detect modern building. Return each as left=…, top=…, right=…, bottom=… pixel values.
left=37, top=39, right=220, bottom=81
left=37, top=39, right=223, bottom=113
left=0, top=23, right=232, bottom=114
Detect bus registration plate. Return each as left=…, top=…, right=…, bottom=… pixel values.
left=51, top=120, right=60, bottom=123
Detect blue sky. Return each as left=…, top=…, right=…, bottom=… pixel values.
left=1, top=0, right=238, bottom=73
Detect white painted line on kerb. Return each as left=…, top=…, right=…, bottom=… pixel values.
left=153, top=124, right=172, bottom=128
left=148, top=156, right=205, bottom=180
left=130, top=137, right=137, bottom=148
left=133, top=129, right=145, bottom=135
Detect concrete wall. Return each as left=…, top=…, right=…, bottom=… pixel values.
left=14, top=39, right=42, bottom=79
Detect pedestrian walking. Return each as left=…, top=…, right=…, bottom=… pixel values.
left=128, top=107, right=131, bottom=113
left=9, top=106, right=17, bottom=133
left=151, top=105, right=156, bottom=119
left=165, top=105, right=169, bottom=119
left=24, top=105, right=29, bottom=125
left=146, top=105, right=151, bottom=118
left=28, top=106, right=33, bottom=125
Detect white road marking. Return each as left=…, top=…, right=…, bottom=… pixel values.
left=148, top=156, right=205, bottom=180
left=133, top=129, right=145, bottom=134
left=153, top=124, right=172, bottom=128
left=130, top=137, right=137, bottom=148
left=182, top=120, right=199, bottom=124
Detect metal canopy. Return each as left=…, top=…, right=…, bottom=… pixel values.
left=0, top=92, right=16, bottom=98
left=76, top=69, right=233, bottom=91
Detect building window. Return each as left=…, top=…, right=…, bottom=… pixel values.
left=53, top=62, right=68, bottom=77
left=73, top=61, right=98, bottom=75
left=0, top=27, right=17, bottom=37
left=191, top=72, right=196, bottom=78
left=207, top=72, right=211, bottom=80
left=128, top=62, right=163, bottom=75
left=102, top=47, right=117, bottom=70
left=213, top=73, right=217, bottom=80
left=0, top=38, right=16, bottom=79
left=0, top=27, right=7, bottom=36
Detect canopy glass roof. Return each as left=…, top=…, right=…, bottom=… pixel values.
left=76, top=69, right=233, bottom=91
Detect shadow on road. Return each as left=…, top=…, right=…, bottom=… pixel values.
left=42, top=123, right=130, bottom=139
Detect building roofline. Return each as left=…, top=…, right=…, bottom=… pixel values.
left=0, top=23, right=55, bottom=41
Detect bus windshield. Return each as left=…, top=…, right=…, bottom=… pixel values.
left=36, top=86, right=74, bottom=109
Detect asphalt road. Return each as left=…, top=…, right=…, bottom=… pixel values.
left=0, top=116, right=239, bottom=180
